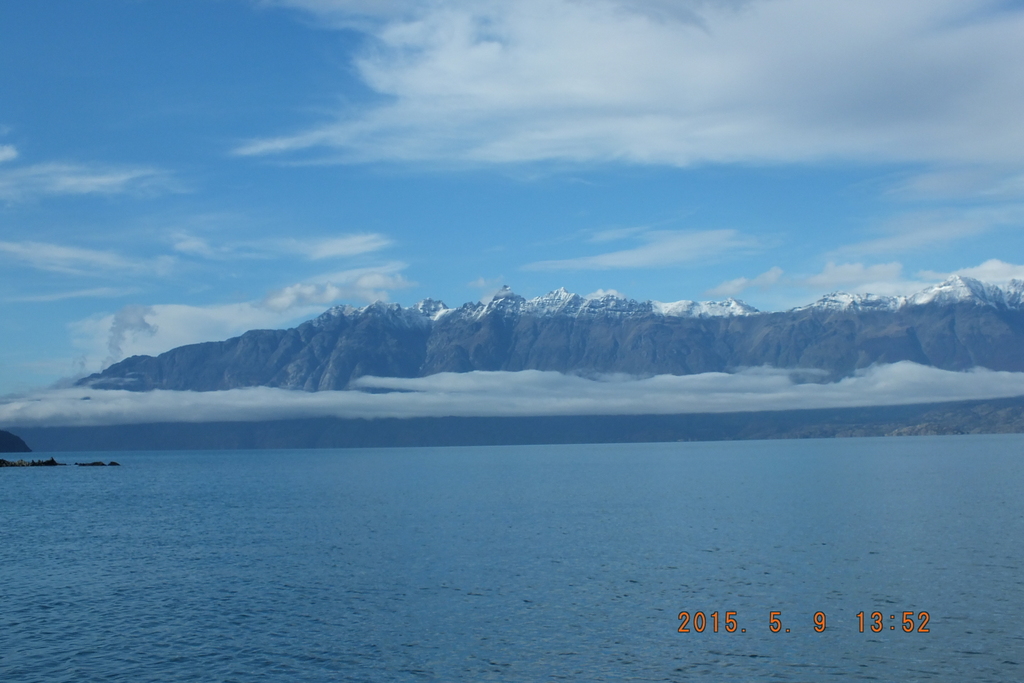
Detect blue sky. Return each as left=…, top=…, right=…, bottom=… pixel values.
left=3, top=0, right=1024, bottom=395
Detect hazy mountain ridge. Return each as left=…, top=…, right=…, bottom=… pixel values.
left=78, top=276, right=1024, bottom=392
left=0, top=429, right=32, bottom=453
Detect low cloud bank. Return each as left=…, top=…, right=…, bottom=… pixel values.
left=4, top=363, right=1024, bottom=428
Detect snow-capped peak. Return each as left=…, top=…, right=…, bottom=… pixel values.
left=797, top=292, right=904, bottom=313
left=491, top=285, right=518, bottom=300
left=799, top=275, right=1022, bottom=312
left=463, top=287, right=759, bottom=320
left=523, top=287, right=586, bottom=316
left=311, top=304, right=360, bottom=327
left=313, top=276, right=1024, bottom=329
left=411, top=298, right=449, bottom=320
left=1005, top=279, right=1024, bottom=307
left=907, top=275, right=1005, bottom=307
left=653, top=297, right=759, bottom=318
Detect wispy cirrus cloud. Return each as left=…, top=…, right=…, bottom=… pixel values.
left=6, top=287, right=137, bottom=303
left=241, top=0, right=1024, bottom=169
left=890, top=166, right=1024, bottom=202
left=284, top=233, right=394, bottom=259
left=0, top=240, right=175, bottom=276
left=1, top=231, right=395, bottom=284
left=706, top=266, right=783, bottom=297
left=0, top=145, right=18, bottom=163
left=258, top=0, right=424, bottom=28
left=706, top=205, right=1024, bottom=303
left=524, top=229, right=756, bottom=271
left=0, top=162, right=173, bottom=201
left=800, top=262, right=921, bottom=295
left=468, top=275, right=504, bottom=290
left=832, top=205, right=1024, bottom=258
left=171, top=232, right=393, bottom=261
left=707, top=261, right=929, bottom=304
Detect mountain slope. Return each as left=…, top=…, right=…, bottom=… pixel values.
left=0, top=429, right=32, bottom=453
left=78, top=276, right=1024, bottom=392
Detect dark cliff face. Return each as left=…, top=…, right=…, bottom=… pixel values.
left=76, top=283, right=1024, bottom=393
left=0, top=429, right=32, bottom=453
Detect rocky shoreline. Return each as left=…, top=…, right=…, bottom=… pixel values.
left=0, top=457, right=121, bottom=467
left=0, top=457, right=64, bottom=467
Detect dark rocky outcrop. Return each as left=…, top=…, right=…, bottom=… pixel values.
left=0, top=429, right=32, bottom=453
left=0, top=457, right=63, bottom=467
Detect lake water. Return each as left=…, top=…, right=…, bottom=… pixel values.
left=2, top=435, right=1023, bottom=681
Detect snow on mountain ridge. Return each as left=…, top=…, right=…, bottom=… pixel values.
left=796, top=292, right=905, bottom=313
left=907, top=275, right=1006, bottom=307
left=654, top=298, right=759, bottom=317
left=314, top=276, right=1024, bottom=326
left=802, top=276, right=1019, bottom=312
left=513, top=287, right=758, bottom=319
left=1005, top=279, right=1024, bottom=307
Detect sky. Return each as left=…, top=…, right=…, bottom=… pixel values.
left=3, top=0, right=1024, bottom=398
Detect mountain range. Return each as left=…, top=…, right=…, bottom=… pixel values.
left=78, top=276, right=1024, bottom=392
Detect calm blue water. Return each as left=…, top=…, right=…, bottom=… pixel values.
left=2, top=435, right=1023, bottom=681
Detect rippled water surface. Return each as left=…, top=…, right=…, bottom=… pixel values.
left=2, top=435, right=1023, bottom=681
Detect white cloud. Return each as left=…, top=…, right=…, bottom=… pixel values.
left=707, top=261, right=938, bottom=305
left=5, top=362, right=1024, bottom=427
left=832, top=205, right=1024, bottom=258
left=801, top=262, right=918, bottom=295
left=706, top=266, right=783, bottom=297
left=283, top=233, right=394, bottom=259
left=263, top=283, right=349, bottom=310
left=889, top=166, right=1024, bottom=201
left=70, top=301, right=325, bottom=375
left=240, top=0, right=1024, bottom=169
left=584, top=288, right=625, bottom=299
left=6, top=287, right=136, bottom=303
left=104, top=305, right=158, bottom=364
left=713, top=258, right=1024, bottom=308
left=468, top=276, right=504, bottom=290
left=919, top=259, right=1024, bottom=286
left=260, top=0, right=424, bottom=27
left=170, top=232, right=393, bottom=261
left=0, top=240, right=175, bottom=276
left=171, top=234, right=219, bottom=258
left=68, top=264, right=415, bottom=372
left=0, top=162, right=172, bottom=201
left=0, top=145, right=17, bottom=164
left=264, top=263, right=415, bottom=310
left=524, top=229, right=756, bottom=270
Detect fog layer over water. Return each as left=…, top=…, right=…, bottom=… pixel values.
left=6, top=362, right=1024, bottom=427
